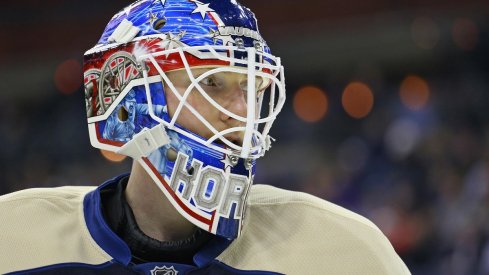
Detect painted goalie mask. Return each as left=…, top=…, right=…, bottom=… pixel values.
left=83, top=0, right=286, bottom=239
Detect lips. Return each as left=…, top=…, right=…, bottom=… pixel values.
left=214, top=134, right=243, bottom=148
left=226, top=133, right=243, bottom=145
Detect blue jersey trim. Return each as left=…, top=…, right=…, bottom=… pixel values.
left=193, top=235, right=233, bottom=267
left=5, top=262, right=116, bottom=274
left=198, top=260, right=284, bottom=275
left=83, top=174, right=132, bottom=265
left=6, top=260, right=282, bottom=275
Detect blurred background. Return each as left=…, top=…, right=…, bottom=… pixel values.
left=1, top=0, right=489, bottom=274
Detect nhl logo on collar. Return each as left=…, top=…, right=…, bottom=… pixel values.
left=151, top=265, right=178, bottom=275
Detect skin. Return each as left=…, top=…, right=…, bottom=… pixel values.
left=124, top=68, right=261, bottom=241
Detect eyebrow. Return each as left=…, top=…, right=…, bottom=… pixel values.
left=190, top=70, right=213, bottom=79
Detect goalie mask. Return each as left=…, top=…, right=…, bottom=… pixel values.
left=83, top=0, right=285, bottom=239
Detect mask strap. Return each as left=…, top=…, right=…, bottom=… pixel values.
left=117, top=124, right=170, bottom=159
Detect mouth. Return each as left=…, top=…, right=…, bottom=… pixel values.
left=214, top=135, right=242, bottom=148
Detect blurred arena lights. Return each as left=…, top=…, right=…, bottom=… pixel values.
left=452, top=18, right=479, bottom=51
left=411, top=17, right=440, bottom=50
left=293, top=85, right=328, bottom=123
left=54, top=59, right=83, bottom=94
left=100, top=150, right=127, bottom=162
left=342, top=81, right=374, bottom=119
left=399, top=75, right=430, bottom=111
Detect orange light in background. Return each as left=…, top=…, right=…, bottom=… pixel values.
left=342, top=82, right=374, bottom=119
left=452, top=18, right=479, bottom=51
left=411, top=17, right=440, bottom=49
left=293, top=86, right=328, bottom=123
left=54, top=59, right=83, bottom=94
left=100, top=150, right=127, bottom=162
left=399, top=75, right=430, bottom=111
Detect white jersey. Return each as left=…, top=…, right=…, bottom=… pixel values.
left=0, top=176, right=410, bottom=274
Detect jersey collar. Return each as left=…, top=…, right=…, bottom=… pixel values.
left=82, top=174, right=232, bottom=267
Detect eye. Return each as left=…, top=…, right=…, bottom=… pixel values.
left=200, top=76, right=219, bottom=87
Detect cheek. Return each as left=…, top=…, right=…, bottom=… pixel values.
left=164, top=84, right=191, bottom=118
left=165, top=88, right=179, bottom=118
left=189, top=94, right=216, bottom=118
left=164, top=85, right=217, bottom=136
left=183, top=94, right=219, bottom=130
left=178, top=97, right=218, bottom=139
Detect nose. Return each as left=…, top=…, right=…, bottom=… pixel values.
left=219, top=83, right=248, bottom=124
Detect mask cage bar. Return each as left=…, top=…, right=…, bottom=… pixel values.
left=137, top=44, right=286, bottom=159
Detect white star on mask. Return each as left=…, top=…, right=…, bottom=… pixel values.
left=156, top=31, right=187, bottom=57
left=191, top=1, right=215, bottom=20
left=221, top=155, right=235, bottom=173
left=147, top=11, right=158, bottom=25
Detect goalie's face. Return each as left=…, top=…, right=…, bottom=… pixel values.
left=164, top=67, right=268, bottom=150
